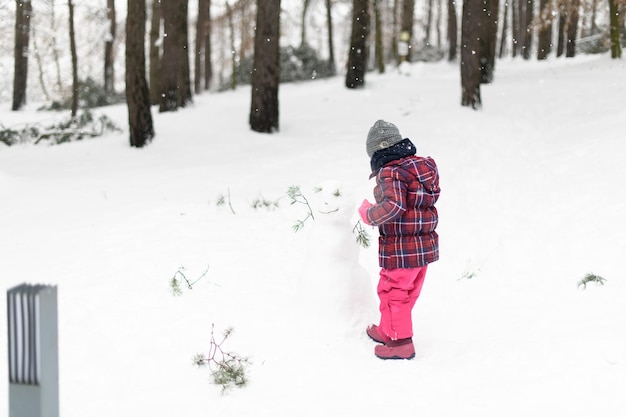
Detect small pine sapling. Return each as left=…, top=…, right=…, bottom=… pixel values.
left=577, top=273, right=607, bottom=290
left=251, top=193, right=280, bottom=210
left=287, top=185, right=314, bottom=231
left=353, top=220, right=371, bottom=248
left=193, top=324, right=250, bottom=393
left=170, top=265, right=210, bottom=296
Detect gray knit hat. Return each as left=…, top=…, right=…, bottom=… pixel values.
left=366, top=120, right=403, bottom=158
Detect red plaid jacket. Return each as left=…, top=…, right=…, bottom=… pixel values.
left=364, top=155, right=440, bottom=269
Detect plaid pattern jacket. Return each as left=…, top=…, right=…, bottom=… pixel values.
left=364, top=155, right=440, bottom=269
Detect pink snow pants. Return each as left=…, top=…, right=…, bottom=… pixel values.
left=377, top=266, right=428, bottom=340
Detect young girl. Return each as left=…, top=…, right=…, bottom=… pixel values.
left=358, top=120, right=440, bottom=360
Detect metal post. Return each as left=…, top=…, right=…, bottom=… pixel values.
left=7, top=284, right=59, bottom=417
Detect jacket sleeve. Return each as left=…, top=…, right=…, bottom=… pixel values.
left=365, top=168, right=407, bottom=226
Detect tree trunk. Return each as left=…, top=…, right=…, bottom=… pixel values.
left=149, top=0, right=161, bottom=105
left=521, top=0, right=533, bottom=59
left=447, top=0, right=457, bottom=61
left=12, top=0, right=32, bottom=111
left=68, top=0, right=79, bottom=117
left=126, top=0, right=155, bottom=148
left=204, top=1, right=213, bottom=89
left=425, top=0, right=434, bottom=45
left=480, top=0, right=499, bottom=83
left=104, top=0, right=116, bottom=93
left=461, top=0, right=481, bottom=108
left=325, top=0, right=336, bottom=75
left=195, top=0, right=209, bottom=93
left=608, top=0, right=622, bottom=58
left=400, top=0, right=415, bottom=61
left=536, top=0, right=552, bottom=60
left=226, top=2, right=237, bottom=90
left=345, top=0, right=369, bottom=88
left=249, top=0, right=281, bottom=133
left=160, top=0, right=192, bottom=112
left=499, top=0, right=508, bottom=58
left=374, top=0, right=385, bottom=73
left=566, top=0, right=580, bottom=57
left=556, top=5, right=565, bottom=57
left=301, top=0, right=312, bottom=46
left=511, top=0, right=519, bottom=57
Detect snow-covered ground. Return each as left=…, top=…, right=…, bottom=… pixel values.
left=1, top=54, right=625, bottom=416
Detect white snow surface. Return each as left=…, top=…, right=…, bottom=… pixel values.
left=1, top=55, right=626, bottom=416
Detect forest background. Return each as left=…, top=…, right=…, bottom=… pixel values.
left=1, top=0, right=624, bottom=129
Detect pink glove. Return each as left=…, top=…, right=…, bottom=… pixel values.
left=358, top=199, right=373, bottom=225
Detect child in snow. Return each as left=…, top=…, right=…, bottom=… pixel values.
left=358, top=120, right=440, bottom=360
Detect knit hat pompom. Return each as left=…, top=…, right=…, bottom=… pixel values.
left=366, top=120, right=403, bottom=158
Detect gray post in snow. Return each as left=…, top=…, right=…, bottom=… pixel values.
left=7, top=284, right=59, bottom=417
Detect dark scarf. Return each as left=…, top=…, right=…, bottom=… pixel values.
left=370, top=138, right=417, bottom=175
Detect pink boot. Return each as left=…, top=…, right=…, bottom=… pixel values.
left=374, top=338, right=415, bottom=360
left=366, top=324, right=391, bottom=345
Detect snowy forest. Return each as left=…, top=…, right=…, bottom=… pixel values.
left=2, top=0, right=624, bottom=146
left=1, top=2, right=626, bottom=416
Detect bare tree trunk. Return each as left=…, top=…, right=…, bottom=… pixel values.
left=447, top=0, right=457, bottom=61
left=226, top=2, right=237, bottom=90
left=204, top=0, right=213, bottom=89
left=374, top=0, right=385, bottom=73
left=126, top=0, right=155, bottom=148
left=400, top=0, right=415, bottom=61
left=249, top=0, right=281, bottom=133
left=195, top=0, right=209, bottom=94
left=391, top=0, right=399, bottom=62
left=511, top=0, right=519, bottom=57
left=536, top=0, right=552, bottom=60
left=12, top=0, right=32, bottom=111
left=566, top=0, right=580, bottom=57
left=32, top=25, right=51, bottom=101
left=345, top=0, right=370, bottom=88
left=521, top=0, right=533, bottom=59
left=461, top=0, right=481, bottom=109
left=480, top=0, right=499, bottom=83
left=104, top=0, right=116, bottom=93
left=301, top=0, right=312, bottom=46
left=149, top=0, right=161, bottom=104
left=425, top=0, right=434, bottom=45
left=556, top=4, right=565, bottom=57
left=608, top=0, right=622, bottom=58
left=499, top=0, right=508, bottom=58
left=160, top=0, right=191, bottom=111
left=325, top=0, right=336, bottom=74
left=68, top=0, right=79, bottom=117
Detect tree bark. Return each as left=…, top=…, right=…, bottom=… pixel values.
left=608, top=0, right=622, bottom=58
left=499, top=0, right=508, bottom=58
left=195, top=0, right=210, bottom=93
left=68, top=0, right=79, bottom=117
left=536, top=0, right=552, bottom=60
left=447, top=0, right=458, bottom=61
left=204, top=1, right=213, bottom=89
left=521, top=0, right=533, bottom=59
left=160, top=0, right=191, bottom=112
left=249, top=0, right=281, bottom=133
left=374, top=0, right=385, bottom=73
left=104, top=0, right=116, bottom=93
left=149, top=0, right=161, bottom=104
left=461, top=0, right=481, bottom=109
left=400, top=0, right=415, bottom=61
left=461, top=0, right=498, bottom=108
left=565, top=0, right=580, bottom=57
left=126, top=0, right=155, bottom=147
left=325, top=0, right=336, bottom=75
left=345, top=0, right=369, bottom=88
left=12, top=0, right=32, bottom=111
